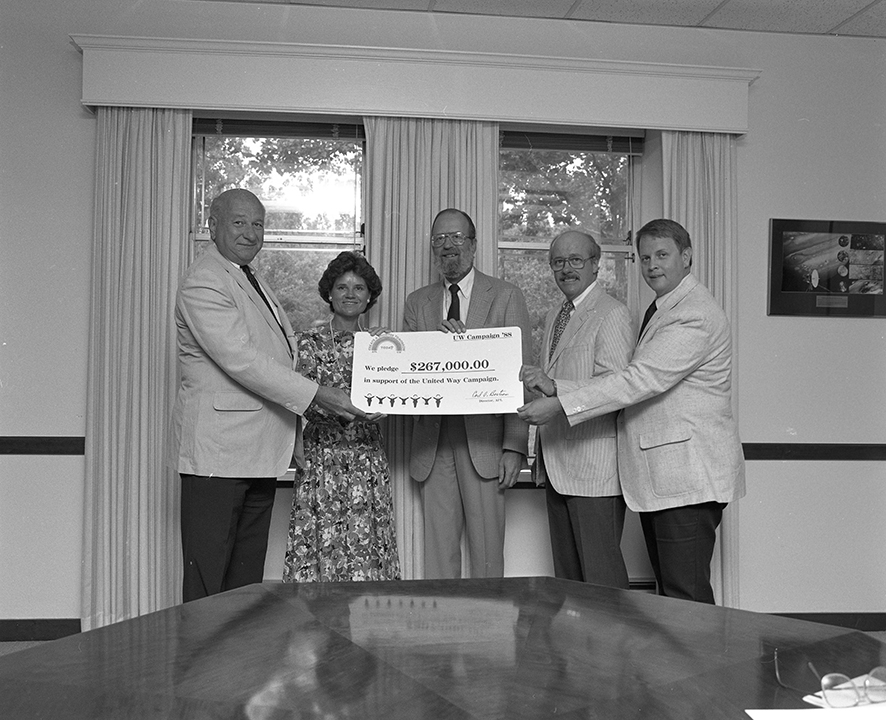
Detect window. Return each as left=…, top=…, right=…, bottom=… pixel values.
left=498, top=130, right=642, bottom=361
left=191, top=121, right=640, bottom=350
left=192, top=119, right=364, bottom=330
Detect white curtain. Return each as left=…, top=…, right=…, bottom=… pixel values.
left=362, top=116, right=500, bottom=578
left=660, top=130, right=740, bottom=607
left=82, top=106, right=192, bottom=630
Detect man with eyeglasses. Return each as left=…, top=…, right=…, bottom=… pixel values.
left=519, top=230, right=634, bottom=588
left=404, top=208, right=531, bottom=579
left=518, top=219, right=745, bottom=604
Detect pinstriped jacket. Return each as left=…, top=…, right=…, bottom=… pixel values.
left=558, top=274, right=746, bottom=512
left=534, top=283, right=634, bottom=496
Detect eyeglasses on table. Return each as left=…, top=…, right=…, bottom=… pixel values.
left=774, top=646, right=886, bottom=708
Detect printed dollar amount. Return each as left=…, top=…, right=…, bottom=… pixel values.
left=408, top=359, right=490, bottom=372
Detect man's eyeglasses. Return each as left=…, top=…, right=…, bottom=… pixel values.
left=549, top=256, right=597, bottom=271
left=430, top=232, right=474, bottom=247
left=774, top=647, right=886, bottom=708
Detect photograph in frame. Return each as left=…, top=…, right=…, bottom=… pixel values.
left=768, top=218, right=886, bottom=317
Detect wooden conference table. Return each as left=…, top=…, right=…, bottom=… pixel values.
left=1, top=577, right=883, bottom=719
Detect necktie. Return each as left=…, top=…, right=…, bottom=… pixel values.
left=548, top=299, right=574, bottom=360
left=447, top=283, right=461, bottom=322
left=240, top=265, right=277, bottom=318
left=241, top=265, right=291, bottom=355
left=638, top=300, right=656, bottom=340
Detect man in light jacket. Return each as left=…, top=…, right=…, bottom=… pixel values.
left=519, top=218, right=745, bottom=604
left=169, top=188, right=363, bottom=602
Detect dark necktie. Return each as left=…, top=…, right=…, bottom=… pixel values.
left=447, top=283, right=461, bottom=322
left=240, top=265, right=292, bottom=357
left=548, top=299, right=574, bottom=360
left=240, top=265, right=277, bottom=318
left=638, top=300, right=657, bottom=340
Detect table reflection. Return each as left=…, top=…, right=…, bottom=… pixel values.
left=0, top=577, right=881, bottom=720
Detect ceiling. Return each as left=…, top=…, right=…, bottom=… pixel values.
left=213, top=0, right=886, bottom=39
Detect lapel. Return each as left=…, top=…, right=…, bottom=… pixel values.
left=206, top=244, right=292, bottom=355
left=638, top=273, right=699, bottom=345
left=419, top=282, right=446, bottom=330
left=465, top=270, right=493, bottom=329
left=545, top=283, right=605, bottom=369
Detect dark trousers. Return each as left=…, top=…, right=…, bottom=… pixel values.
left=545, top=482, right=630, bottom=589
left=640, top=501, right=726, bottom=604
left=180, top=474, right=277, bottom=603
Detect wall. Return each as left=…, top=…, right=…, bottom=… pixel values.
left=1, top=0, right=884, bottom=622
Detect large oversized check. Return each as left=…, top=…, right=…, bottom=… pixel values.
left=351, top=327, right=524, bottom=415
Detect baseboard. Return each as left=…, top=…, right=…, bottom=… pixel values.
left=629, top=579, right=657, bottom=592
left=774, top=612, right=886, bottom=632
left=0, top=619, right=81, bottom=641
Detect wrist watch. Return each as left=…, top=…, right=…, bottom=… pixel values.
left=549, top=380, right=557, bottom=397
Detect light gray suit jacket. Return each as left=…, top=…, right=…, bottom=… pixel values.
left=535, top=284, right=633, bottom=497
left=558, top=274, right=745, bottom=512
left=403, top=269, right=532, bottom=481
left=169, top=243, right=317, bottom=478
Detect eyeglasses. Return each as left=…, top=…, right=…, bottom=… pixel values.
left=430, top=232, right=474, bottom=247
left=774, top=647, right=886, bottom=708
left=549, top=256, right=597, bottom=271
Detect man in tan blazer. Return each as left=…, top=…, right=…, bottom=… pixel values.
left=520, top=230, right=634, bottom=588
left=519, top=219, right=745, bottom=604
left=169, top=188, right=364, bottom=602
left=404, top=208, right=531, bottom=579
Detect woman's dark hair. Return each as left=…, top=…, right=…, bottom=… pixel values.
left=318, top=251, right=383, bottom=312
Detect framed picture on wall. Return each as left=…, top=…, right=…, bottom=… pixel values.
left=768, top=218, right=886, bottom=317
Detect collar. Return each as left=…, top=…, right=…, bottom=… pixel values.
left=655, top=273, right=692, bottom=307
left=446, top=266, right=475, bottom=296
left=570, top=280, right=597, bottom=309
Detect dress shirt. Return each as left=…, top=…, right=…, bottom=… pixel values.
left=444, top=267, right=475, bottom=323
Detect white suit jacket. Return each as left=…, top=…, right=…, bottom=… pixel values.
left=534, top=284, right=633, bottom=497
left=558, top=274, right=746, bottom=512
left=169, top=243, right=317, bottom=478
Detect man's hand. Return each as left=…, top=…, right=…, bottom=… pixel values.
left=436, top=318, right=466, bottom=334
left=312, top=386, right=367, bottom=421
left=517, top=397, right=564, bottom=426
left=520, top=364, right=555, bottom=397
left=498, top=450, right=524, bottom=488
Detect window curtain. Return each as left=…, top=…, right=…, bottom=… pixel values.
left=82, top=106, right=193, bottom=630
left=660, top=130, right=740, bottom=607
left=362, top=116, right=500, bottom=578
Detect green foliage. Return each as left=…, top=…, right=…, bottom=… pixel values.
left=500, top=150, right=630, bottom=244
left=194, top=136, right=361, bottom=232
left=255, top=249, right=339, bottom=331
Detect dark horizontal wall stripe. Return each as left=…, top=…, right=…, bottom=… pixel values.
left=743, top=443, right=886, bottom=461
left=775, top=612, right=886, bottom=632
left=0, top=437, right=85, bottom=455
left=4, top=438, right=884, bottom=462
left=0, top=619, right=81, bottom=642
left=2, top=613, right=883, bottom=638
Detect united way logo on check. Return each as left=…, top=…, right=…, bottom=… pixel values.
left=351, top=327, right=524, bottom=415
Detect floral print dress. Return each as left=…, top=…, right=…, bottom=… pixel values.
left=283, top=324, right=400, bottom=582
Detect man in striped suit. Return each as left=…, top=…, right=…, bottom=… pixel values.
left=519, top=230, right=634, bottom=588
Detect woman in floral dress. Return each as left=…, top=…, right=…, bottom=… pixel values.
left=283, top=251, right=400, bottom=582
